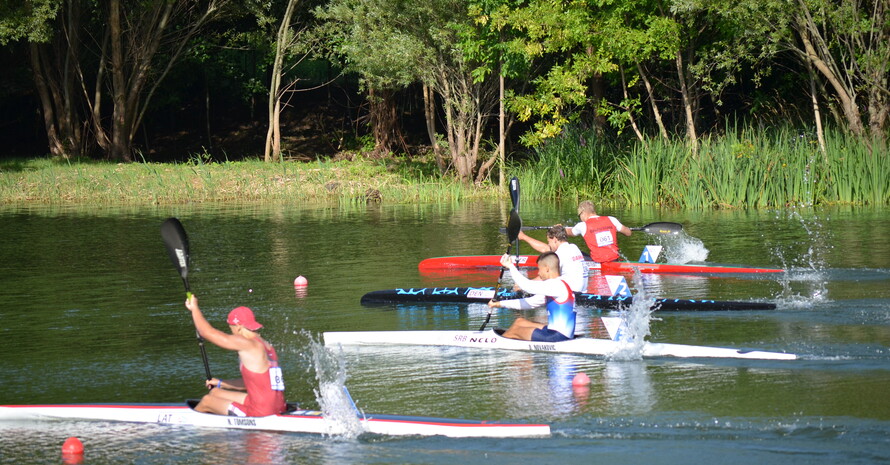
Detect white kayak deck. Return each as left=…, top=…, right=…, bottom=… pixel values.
left=323, top=329, right=798, bottom=361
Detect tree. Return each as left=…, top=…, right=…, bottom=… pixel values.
left=265, top=0, right=300, bottom=162
left=20, top=0, right=228, bottom=160
left=697, top=0, right=890, bottom=141
left=315, top=0, right=500, bottom=183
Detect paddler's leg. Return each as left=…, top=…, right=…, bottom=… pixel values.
left=502, top=317, right=545, bottom=341
left=194, top=387, right=248, bottom=415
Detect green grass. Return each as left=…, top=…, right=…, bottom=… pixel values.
left=3, top=124, right=887, bottom=207
left=0, top=155, right=491, bottom=205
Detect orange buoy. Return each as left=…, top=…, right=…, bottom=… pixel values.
left=62, top=436, right=84, bottom=454
left=572, top=372, right=591, bottom=387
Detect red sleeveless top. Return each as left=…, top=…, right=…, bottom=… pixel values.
left=582, top=216, right=620, bottom=263
left=232, top=338, right=286, bottom=416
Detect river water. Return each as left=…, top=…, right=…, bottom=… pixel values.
left=0, top=201, right=888, bottom=464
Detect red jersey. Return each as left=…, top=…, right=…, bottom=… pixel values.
left=231, top=338, right=286, bottom=417
left=582, top=216, right=620, bottom=263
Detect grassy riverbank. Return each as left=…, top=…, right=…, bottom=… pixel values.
left=2, top=125, right=887, bottom=206
left=0, top=155, right=481, bottom=205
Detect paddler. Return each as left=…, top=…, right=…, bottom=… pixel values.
left=184, top=296, right=287, bottom=417
left=516, top=225, right=587, bottom=292
left=565, top=200, right=632, bottom=263
left=487, top=252, right=576, bottom=341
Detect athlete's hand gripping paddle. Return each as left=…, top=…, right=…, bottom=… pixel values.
left=161, top=217, right=213, bottom=381
left=479, top=209, right=522, bottom=332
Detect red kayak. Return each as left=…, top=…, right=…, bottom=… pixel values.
left=417, top=255, right=784, bottom=274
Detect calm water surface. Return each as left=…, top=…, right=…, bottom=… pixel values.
left=0, top=201, right=888, bottom=464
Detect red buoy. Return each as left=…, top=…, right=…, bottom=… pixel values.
left=62, top=436, right=84, bottom=454
left=293, top=275, right=308, bottom=287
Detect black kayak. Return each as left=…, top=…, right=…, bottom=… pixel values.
left=360, top=287, right=777, bottom=311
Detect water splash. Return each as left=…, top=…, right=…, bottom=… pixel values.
left=654, top=232, right=709, bottom=264
left=607, top=269, right=660, bottom=361
left=291, top=330, right=365, bottom=438
left=772, top=209, right=832, bottom=307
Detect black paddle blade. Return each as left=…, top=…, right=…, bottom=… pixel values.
left=632, top=222, right=683, bottom=235
left=161, top=218, right=190, bottom=285
left=506, top=208, right=522, bottom=243
left=509, top=176, right=520, bottom=211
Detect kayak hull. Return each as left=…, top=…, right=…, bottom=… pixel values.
left=418, top=256, right=784, bottom=274
left=0, top=402, right=550, bottom=438
left=324, top=330, right=797, bottom=361
left=360, top=287, right=777, bottom=311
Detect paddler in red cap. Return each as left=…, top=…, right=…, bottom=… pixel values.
left=184, top=295, right=286, bottom=417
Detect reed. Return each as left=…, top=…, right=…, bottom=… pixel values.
left=517, top=124, right=887, bottom=207
left=2, top=124, right=886, bottom=207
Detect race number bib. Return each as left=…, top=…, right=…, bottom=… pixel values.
left=269, top=366, right=285, bottom=391
left=594, top=230, right=615, bottom=247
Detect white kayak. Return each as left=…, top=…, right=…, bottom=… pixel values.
left=0, top=401, right=550, bottom=438
left=323, top=329, right=798, bottom=361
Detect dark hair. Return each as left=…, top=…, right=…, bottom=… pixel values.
left=547, top=225, right=567, bottom=242
left=537, top=251, right=560, bottom=270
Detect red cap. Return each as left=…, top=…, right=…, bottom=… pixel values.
left=227, top=306, right=263, bottom=331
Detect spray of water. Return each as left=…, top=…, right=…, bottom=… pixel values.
left=771, top=209, right=831, bottom=307
left=607, top=269, right=660, bottom=361
left=291, top=330, right=365, bottom=438
left=658, top=232, right=710, bottom=264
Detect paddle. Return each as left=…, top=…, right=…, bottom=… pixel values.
left=479, top=208, right=522, bottom=332
left=500, top=221, right=683, bottom=235
left=161, top=217, right=213, bottom=381
left=510, top=176, right=520, bottom=211
left=630, top=222, right=683, bottom=235
left=509, top=176, right=520, bottom=253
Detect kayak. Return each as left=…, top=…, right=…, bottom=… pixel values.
left=0, top=400, right=550, bottom=438
left=360, top=287, right=777, bottom=311
left=323, top=329, right=798, bottom=361
left=418, top=255, right=784, bottom=273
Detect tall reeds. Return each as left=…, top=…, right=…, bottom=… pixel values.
left=514, top=124, right=888, bottom=207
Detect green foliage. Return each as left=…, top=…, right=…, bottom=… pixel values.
left=0, top=0, right=60, bottom=45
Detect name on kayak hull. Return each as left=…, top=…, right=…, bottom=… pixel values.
left=528, top=344, right=557, bottom=351
left=228, top=418, right=257, bottom=426
left=453, top=334, right=497, bottom=344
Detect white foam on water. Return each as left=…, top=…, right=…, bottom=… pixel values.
left=606, top=270, right=660, bottom=361
left=291, top=330, right=365, bottom=438
left=656, top=233, right=710, bottom=264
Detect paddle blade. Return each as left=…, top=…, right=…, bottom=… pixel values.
left=632, top=222, right=683, bottom=235
left=506, top=209, right=522, bottom=243
left=161, top=218, right=190, bottom=284
left=509, top=176, right=520, bottom=211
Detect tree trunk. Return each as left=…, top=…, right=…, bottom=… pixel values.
left=422, top=85, right=446, bottom=173
left=265, top=0, right=298, bottom=162
left=367, top=87, right=405, bottom=157
left=29, top=44, right=68, bottom=158
left=108, top=0, right=130, bottom=161
left=676, top=51, right=698, bottom=151
left=795, top=11, right=865, bottom=137
left=637, top=63, right=668, bottom=141
left=806, top=60, right=826, bottom=154
left=620, top=67, right=644, bottom=143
